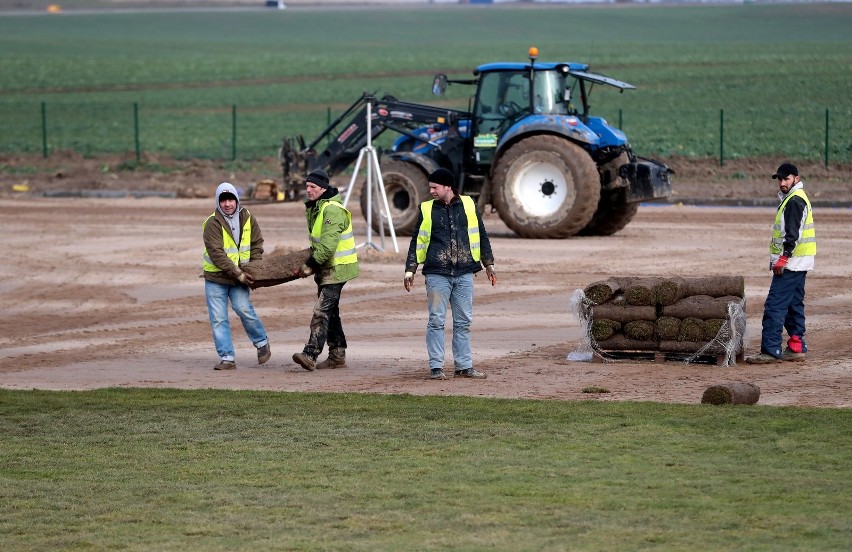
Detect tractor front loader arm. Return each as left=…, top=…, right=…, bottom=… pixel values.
left=279, top=93, right=387, bottom=201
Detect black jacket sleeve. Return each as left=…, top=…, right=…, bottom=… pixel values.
left=782, top=196, right=807, bottom=257
left=475, top=204, right=494, bottom=266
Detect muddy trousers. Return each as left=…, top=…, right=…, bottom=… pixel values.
left=302, top=282, right=347, bottom=360
left=760, top=269, right=807, bottom=358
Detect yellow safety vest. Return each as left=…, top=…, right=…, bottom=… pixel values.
left=416, top=196, right=481, bottom=264
left=202, top=211, right=252, bottom=272
left=311, top=200, right=357, bottom=266
left=771, top=189, right=816, bottom=257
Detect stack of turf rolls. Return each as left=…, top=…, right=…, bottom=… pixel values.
left=583, top=276, right=745, bottom=356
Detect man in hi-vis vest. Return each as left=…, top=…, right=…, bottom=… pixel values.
left=404, top=168, right=496, bottom=381
left=202, top=182, right=271, bottom=371
left=746, top=163, right=816, bottom=364
left=292, top=169, right=360, bottom=372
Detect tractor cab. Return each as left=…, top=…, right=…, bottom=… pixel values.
left=432, top=47, right=637, bottom=166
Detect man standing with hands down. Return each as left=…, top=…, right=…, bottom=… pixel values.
left=292, top=169, right=360, bottom=371
left=404, top=168, right=496, bottom=380
left=746, top=162, right=816, bottom=364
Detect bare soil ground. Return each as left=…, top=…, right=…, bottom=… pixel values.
left=1, top=155, right=850, bottom=407
left=3, top=152, right=852, bottom=204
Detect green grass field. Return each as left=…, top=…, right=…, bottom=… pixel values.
left=1, top=389, right=850, bottom=550
left=0, top=4, right=850, bottom=160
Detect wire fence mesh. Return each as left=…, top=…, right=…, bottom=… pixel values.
left=2, top=101, right=849, bottom=165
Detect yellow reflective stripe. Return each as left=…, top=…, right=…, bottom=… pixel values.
left=771, top=190, right=816, bottom=257
left=311, top=201, right=358, bottom=266
left=460, top=196, right=481, bottom=262
left=335, top=247, right=357, bottom=258
left=416, top=197, right=481, bottom=263
left=202, top=212, right=252, bottom=272
left=416, top=200, right=434, bottom=264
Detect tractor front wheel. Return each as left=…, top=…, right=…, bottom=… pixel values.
left=359, top=159, right=429, bottom=237
left=492, top=136, right=600, bottom=238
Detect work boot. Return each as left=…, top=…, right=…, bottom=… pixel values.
left=782, top=347, right=806, bottom=362
left=292, top=352, right=316, bottom=371
left=454, top=368, right=487, bottom=379
left=214, top=360, right=236, bottom=371
left=745, top=353, right=782, bottom=365
left=257, top=343, right=272, bottom=365
left=316, top=347, right=346, bottom=369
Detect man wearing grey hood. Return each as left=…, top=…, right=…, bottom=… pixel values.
left=202, top=182, right=271, bottom=370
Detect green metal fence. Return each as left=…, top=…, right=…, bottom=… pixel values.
left=2, top=101, right=850, bottom=166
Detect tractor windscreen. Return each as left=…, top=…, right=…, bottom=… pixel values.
left=474, top=69, right=569, bottom=128
left=532, top=70, right=569, bottom=116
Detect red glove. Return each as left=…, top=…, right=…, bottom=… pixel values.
left=788, top=335, right=804, bottom=353
left=772, top=256, right=788, bottom=275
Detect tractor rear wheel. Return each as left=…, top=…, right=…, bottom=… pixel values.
left=577, top=192, right=640, bottom=236
left=359, top=159, right=429, bottom=237
left=492, top=136, right=600, bottom=238
left=578, top=152, right=640, bottom=236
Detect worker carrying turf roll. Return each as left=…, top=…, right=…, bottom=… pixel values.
left=291, top=169, right=359, bottom=372
left=746, top=163, right=816, bottom=364
left=202, top=182, right=272, bottom=371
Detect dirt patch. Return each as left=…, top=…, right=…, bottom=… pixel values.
left=2, top=173, right=850, bottom=407
left=3, top=152, right=851, bottom=204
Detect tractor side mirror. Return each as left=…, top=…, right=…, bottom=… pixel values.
left=432, top=74, right=448, bottom=96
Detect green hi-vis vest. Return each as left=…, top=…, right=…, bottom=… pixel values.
left=416, top=196, right=481, bottom=264
left=202, top=211, right=252, bottom=272
left=311, top=201, right=357, bottom=266
left=771, top=189, right=816, bottom=257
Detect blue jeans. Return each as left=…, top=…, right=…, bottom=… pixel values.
left=205, top=280, right=268, bottom=362
left=425, top=273, right=474, bottom=371
left=760, top=270, right=807, bottom=358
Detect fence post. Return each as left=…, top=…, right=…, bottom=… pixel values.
left=824, top=108, right=829, bottom=168
left=41, top=101, right=48, bottom=158
left=232, top=104, right=237, bottom=161
left=325, top=106, right=332, bottom=148
left=719, top=109, right=724, bottom=167
left=133, top=102, right=140, bottom=163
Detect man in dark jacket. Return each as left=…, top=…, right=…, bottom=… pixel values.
left=404, top=168, right=496, bottom=380
left=202, top=182, right=271, bottom=370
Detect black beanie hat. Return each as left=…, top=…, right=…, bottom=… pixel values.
left=306, top=169, right=331, bottom=189
left=429, top=168, right=456, bottom=191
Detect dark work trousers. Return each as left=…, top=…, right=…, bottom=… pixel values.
left=760, top=270, right=807, bottom=358
left=303, top=282, right=347, bottom=360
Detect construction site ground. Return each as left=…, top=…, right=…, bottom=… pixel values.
left=1, top=155, right=850, bottom=407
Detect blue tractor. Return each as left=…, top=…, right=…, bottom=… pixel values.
left=280, top=47, right=671, bottom=238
